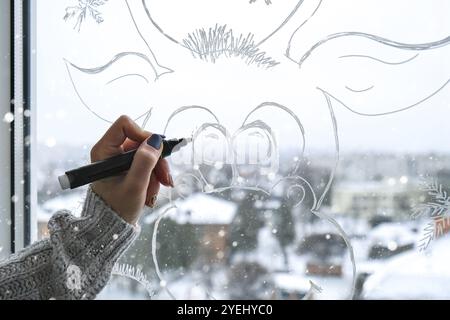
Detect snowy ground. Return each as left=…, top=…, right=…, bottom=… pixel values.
left=38, top=194, right=450, bottom=300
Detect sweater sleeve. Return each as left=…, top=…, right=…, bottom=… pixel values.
left=0, top=188, right=140, bottom=300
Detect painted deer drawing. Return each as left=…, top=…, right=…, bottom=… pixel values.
left=63, top=0, right=450, bottom=299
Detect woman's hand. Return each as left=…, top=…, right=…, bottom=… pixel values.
left=90, top=115, right=174, bottom=225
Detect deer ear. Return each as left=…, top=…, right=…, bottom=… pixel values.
left=288, top=32, right=450, bottom=116
left=65, top=52, right=169, bottom=122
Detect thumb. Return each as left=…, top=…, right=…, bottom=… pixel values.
left=124, top=134, right=163, bottom=194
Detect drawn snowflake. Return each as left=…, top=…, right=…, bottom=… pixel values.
left=411, top=180, right=450, bottom=251
left=63, top=0, right=109, bottom=32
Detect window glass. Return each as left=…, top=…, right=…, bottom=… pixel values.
left=37, top=0, right=450, bottom=299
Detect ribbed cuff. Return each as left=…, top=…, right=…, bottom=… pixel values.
left=46, top=188, right=140, bottom=299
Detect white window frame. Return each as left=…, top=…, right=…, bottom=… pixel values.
left=0, top=0, right=12, bottom=259
left=0, top=0, right=36, bottom=259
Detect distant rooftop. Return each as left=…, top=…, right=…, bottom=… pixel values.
left=37, top=191, right=85, bottom=222
left=145, top=193, right=237, bottom=225
left=272, top=272, right=311, bottom=292
left=334, top=177, right=420, bottom=193
left=363, top=233, right=450, bottom=299
left=369, top=223, right=417, bottom=246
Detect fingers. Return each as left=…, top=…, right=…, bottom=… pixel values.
left=102, top=115, right=149, bottom=146
left=145, top=173, right=160, bottom=207
left=154, top=158, right=174, bottom=187
left=125, top=138, right=174, bottom=187
left=123, top=138, right=143, bottom=152
left=124, top=134, right=163, bottom=194
left=91, top=115, right=149, bottom=161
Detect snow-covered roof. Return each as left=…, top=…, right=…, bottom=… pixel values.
left=363, top=233, right=450, bottom=299
left=369, top=223, right=417, bottom=247
left=356, top=260, right=388, bottom=275
left=37, top=192, right=85, bottom=222
left=145, top=193, right=237, bottom=225
left=37, top=206, right=53, bottom=223
left=272, top=273, right=311, bottom=292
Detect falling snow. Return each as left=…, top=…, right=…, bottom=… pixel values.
left=45, top=137, right=57, bottom=148
left=214, top=161, right=224, bottom=170
left=3, top=112, right=14, bottom=123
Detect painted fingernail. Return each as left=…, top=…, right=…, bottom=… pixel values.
left=147, top=134, right=163, bottom=150
left=168, top=174, right=174, bottom=188
left=149, top=195, right=157, bottom=208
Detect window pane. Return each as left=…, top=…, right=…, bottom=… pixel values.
left=36, top=0, right=450, bottom=299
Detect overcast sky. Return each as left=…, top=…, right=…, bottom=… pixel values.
left=37, top=0, right=450, bottom=154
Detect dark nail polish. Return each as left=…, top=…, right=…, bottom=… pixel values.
left=149, top=195, right=157, bottom=208
left=147, top=134, right=163, bottom=149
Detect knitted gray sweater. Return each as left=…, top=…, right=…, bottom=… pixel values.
left=0, top=188, right=140, bottom=300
